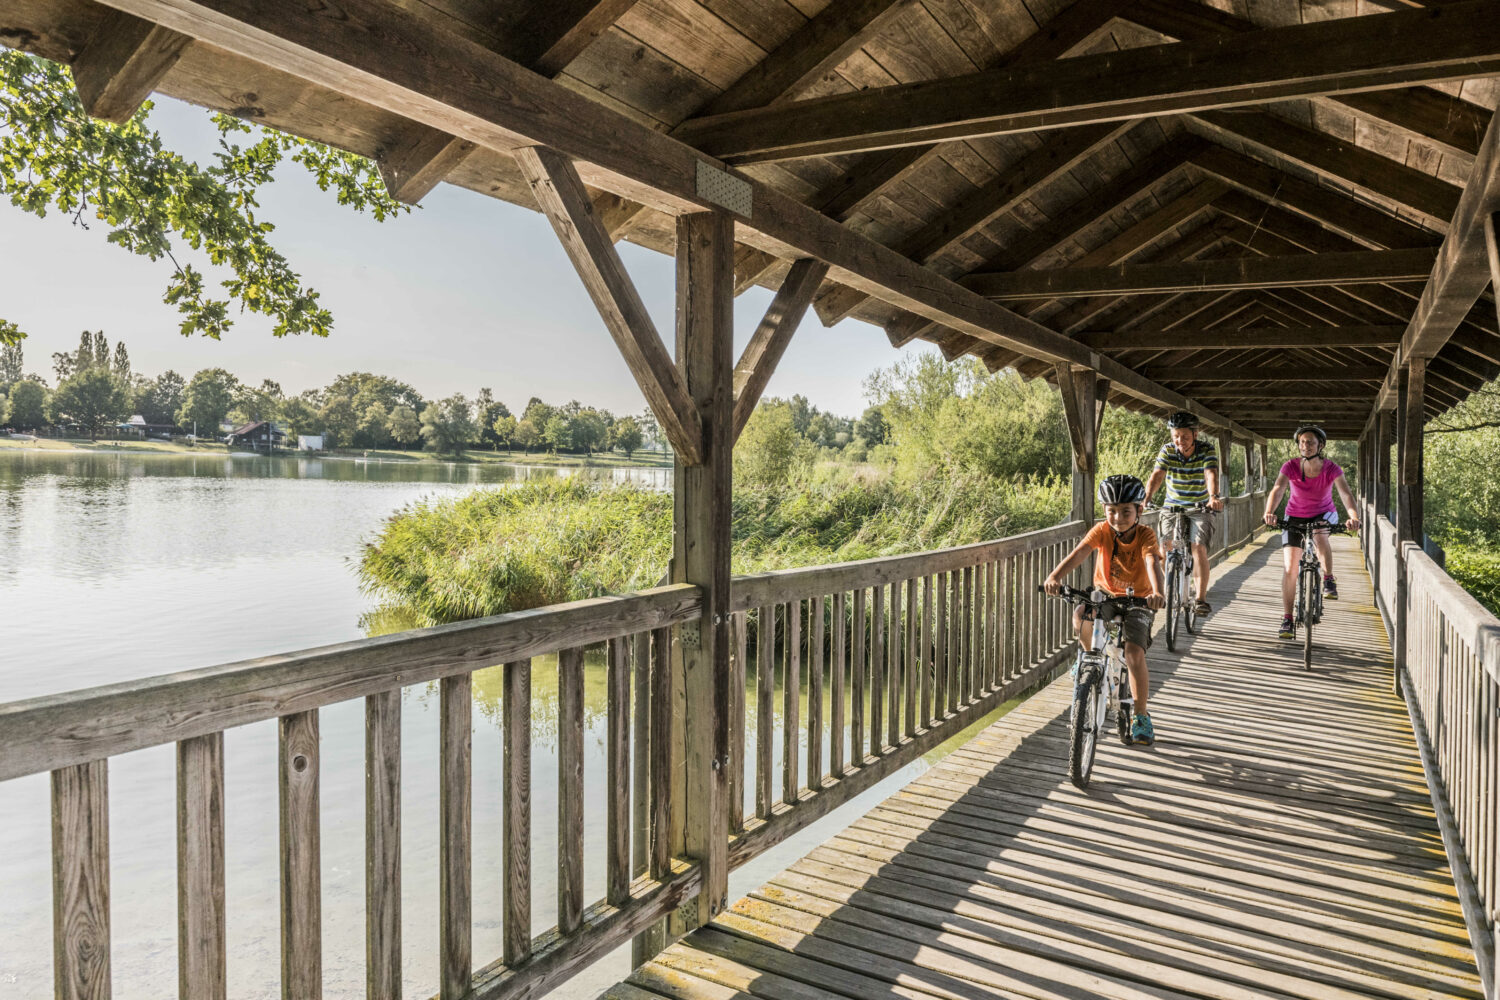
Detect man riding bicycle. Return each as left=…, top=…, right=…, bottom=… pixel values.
left=1262, top=424, right=1361, bottom=639
left=1044, top=475, right=1166, bottom=745
left=1143, top=411, right=1223, bottom=616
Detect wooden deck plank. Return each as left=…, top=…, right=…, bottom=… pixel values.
left=620, top=535, right=1482, bottom=1000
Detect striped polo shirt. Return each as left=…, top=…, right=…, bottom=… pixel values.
left=1155, top=439, right=1219, bottom=506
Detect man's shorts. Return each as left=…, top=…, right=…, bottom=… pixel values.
left=1162, top=506, right=1216, bottom=548
left=1282, top=511, right=1338, bottom=548
left=1081, top=603, right=1157, bottom=651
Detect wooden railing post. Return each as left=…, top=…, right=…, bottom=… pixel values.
left=1395, top=358, right=1426, bottom=696
left=1055, top=364, right=1098, bottom=523
left=1376, top=408, right=1393, bottom=521
left=672, top=210, right=733, bottom=934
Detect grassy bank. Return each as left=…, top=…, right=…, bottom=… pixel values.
left=359, top=468, right=1069, bottom=627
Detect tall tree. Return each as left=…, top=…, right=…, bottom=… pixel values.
left=420, top=395, right=475, bottom=458
left=0, top=51, right=407, bottom=339
left=177, top=367, right=241, bottom=434
left=49, top=367, right=127, bottom=439
left=91, top=331, right=109, bottom=368
left=491, top=414, right=517, bottom=452
left=611, top=416, right=643, bottom=458
left=318, top=397, right=358, bottom=448
left=358, top=401, right=390, bottom=448
left=475, top=388, right=511, bottom=450
left=132, top=370, right=184, bottom=425
left=0, top=333, right=23, bottom=390
left=387, top=404, right=420, bottom=447
left=3, top=379, right=46, bottom=430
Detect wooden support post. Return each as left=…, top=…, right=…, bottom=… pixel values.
left=1259, top=442, right=1269, bottom=493
left=1376, top=409, right=1393, bottom=519
left=1394, top=358, right=1426, bottom=696
left=672, top=211, right=733, bottom=934
left=1487, top=211, right=1500, bottom=327
left=1055, top=364, right=1099, bottom=523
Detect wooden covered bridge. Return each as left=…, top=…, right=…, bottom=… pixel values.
left=1, top=0, right=1498, bottom=997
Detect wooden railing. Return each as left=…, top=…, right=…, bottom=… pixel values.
left=0, top=498, right=1270, bottom=1000
left=1361, top=503, right=1498, bottom=998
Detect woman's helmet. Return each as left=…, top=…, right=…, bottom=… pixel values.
left=1293, top=424, right=1327, bottom=450
left=1098, top=474, right=1147, bottom=506
left=1166, top=410, right=1199, bottom=429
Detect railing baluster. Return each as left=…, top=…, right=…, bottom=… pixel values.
left=729, top=614, right=746, bottom=833
left=631, top=632, right=650, bottom=881
left=179, top=732, right=226, bottom=1000
left=921, top=575, right=933, bottom=729
left=882, top=581, right=894, bottom=746
left=809, top=595, right=824, bottom=790
left=279, top=709, right=321, bottom=1000
left=648, top=629, right=672, bottom=883
left=783, top=600, right=801, bottom=805
left=756, top=607, right=774, bottom=819
left=963, top=565, right=974, bottom=703
left=557, top=648, right=585, bottom=935
left=936, top=571, right=948, bottom=716
left=852, top=589, right=867, bottom=764
left=52, top=759, right=111, bottom=1000
left=440, top=674, right=472, bottom=1000
left=503, top=659, right=532, bottom=967
left=989, top=560, right=1001, bottom=690
left=870, top=583, right=885, bottom=754
left=831, top=591, right=846, bottom=776
left=905, top=579, right=918, bottom=737
left=363, top=695, right=399, bottom=1000
left=607, top=638, right=631, bottom=903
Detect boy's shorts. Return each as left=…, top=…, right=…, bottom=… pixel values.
left=1162, top=506, right=1215, bottom=548
left=1081, top=604, right=1157, bottom=651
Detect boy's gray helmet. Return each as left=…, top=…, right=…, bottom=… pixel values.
left=1166, top=410, right=1199, bottom=429
left=1098, top=474, right=1147, bottom=506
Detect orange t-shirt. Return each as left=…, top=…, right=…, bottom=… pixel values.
left=1084, top=521, right=1159, bottom=597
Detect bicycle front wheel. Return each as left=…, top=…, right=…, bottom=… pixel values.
left=1069, top=674, right=1102, bottom=790
left=1183, top=563, right=1198, bottom=634
left=1300, top=567, right=1319, bottom=670
left=1165, top=564, right=1180, bottom=652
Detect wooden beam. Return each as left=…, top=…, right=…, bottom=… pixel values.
left=507, top=0, right=641, bottom=78
left=375, top=127, right=478, bottom=206
left=70, top=9, right=191, bottom=124
left=1124, top=0, right=1491, bottom=162
left=1056, top=364, right=1100, bottom=521
left=1195, top=146, right=1439, bottom=251
left=114, top=0, right=1262, bottom=440
left=1079, top=325, right=1404, bottom=351
left=966, top=247, right=1438, bottom=300
left=1401, top=111, right=1500, bottom=360
left=1487, top=211, right=1500, bottom=327
left=593, top=191, right=651, bottom=243
left=731, top=259, right=829, bottom=439
left=1193, top=111, right=1461, bottom=227
left=1139, top=364, right=1389, bottom=381
left=1184, top=385, right=1376, bottom=399
left=515, top=146, right=704, bottom=465
left=673, top=2, right=1500, bottom=163
left=693, top=0, right=913, bottom=117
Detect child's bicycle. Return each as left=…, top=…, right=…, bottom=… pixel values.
left=1273, top=518, right=1350, bottom=669
left=1039, top=585, right=1150, bottom=789
left=1154, top=502, right=1212, bottom=652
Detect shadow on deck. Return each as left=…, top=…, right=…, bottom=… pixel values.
left=605, top=534, right=1482, bottom=1000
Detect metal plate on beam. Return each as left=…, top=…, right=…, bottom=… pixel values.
left=696, top=162, right=752, bottom=218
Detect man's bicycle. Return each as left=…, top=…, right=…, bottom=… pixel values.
left=1274, top=518, right=1349, bottom=670
left=1155, top=502, right=1211, bottom=652
left=1039, top=585, right=1150, bottom=789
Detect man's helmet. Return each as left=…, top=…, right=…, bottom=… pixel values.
left=1166, top=410, right=1199, bottom=429
left=1293, top=424, right=1327, bottom=449
left=1098, top=474, right=1147, bottom=506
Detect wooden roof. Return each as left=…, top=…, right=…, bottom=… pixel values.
left=5, top=0, right=1498, bottom=441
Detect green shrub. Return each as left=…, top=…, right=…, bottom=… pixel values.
left=1444, top=546, right=1500, bottom=617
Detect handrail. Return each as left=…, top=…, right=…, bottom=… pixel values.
left=1360, top=503, right=1498, bottom=998
left=4, top=499, right=1273, bottom=1000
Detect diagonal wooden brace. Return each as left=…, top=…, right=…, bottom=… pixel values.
left=732, top=259, right=829, bottom=440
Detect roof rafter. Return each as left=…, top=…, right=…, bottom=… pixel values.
left=674, top=2, right=1500, bottom=163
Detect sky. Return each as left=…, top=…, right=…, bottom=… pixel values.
left=0, top=95, right=934, bottom=419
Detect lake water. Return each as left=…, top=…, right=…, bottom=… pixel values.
left=0, top=449, right=1003, bottom=999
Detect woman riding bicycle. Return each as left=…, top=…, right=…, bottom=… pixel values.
left=1261, top=425, right=1361, bottom=639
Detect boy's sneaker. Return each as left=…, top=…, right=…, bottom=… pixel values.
left=1130, top=713, right=1155, bottom=746
left=1324, top=576, right=1339, bottom=600
left=1277, top=616, right=1295, bottom=639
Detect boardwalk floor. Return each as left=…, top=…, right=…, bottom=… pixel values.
left=602, top=534, right=1482, bottom=1000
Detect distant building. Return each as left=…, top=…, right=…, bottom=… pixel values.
left=225, top=421, right=288, bottom=451
left=297, top=435, right=324, bottom=451
left=117, top=415, right=178, bottom=439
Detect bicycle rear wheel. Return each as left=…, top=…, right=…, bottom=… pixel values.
left=1069, top=673, right=1102, bottom=789
left=1300, top=567, right=1319, bottom=670
left=1165, top=563, right=1180, bottom=652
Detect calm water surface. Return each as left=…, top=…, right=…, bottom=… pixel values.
left=0, top=449, right=1001, bottom=999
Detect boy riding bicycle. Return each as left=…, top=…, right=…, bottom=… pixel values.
left=1262, top=424, right=1361, bottom=639
left=1044, top=475, right=1166, bottom=745
left=1143, top=411, right=1223, bottom=616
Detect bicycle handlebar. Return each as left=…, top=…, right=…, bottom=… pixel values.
left=1270, top=519, right=1349, bottom=533
left=1036, top=585, right=1151, bottom=610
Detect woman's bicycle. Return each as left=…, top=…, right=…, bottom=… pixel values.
left=1039, top=585, right=1149, bottom=789
left=1155, top=502, right=1211, bottom=652
left=1274, top=518, right=1349, bottom=669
